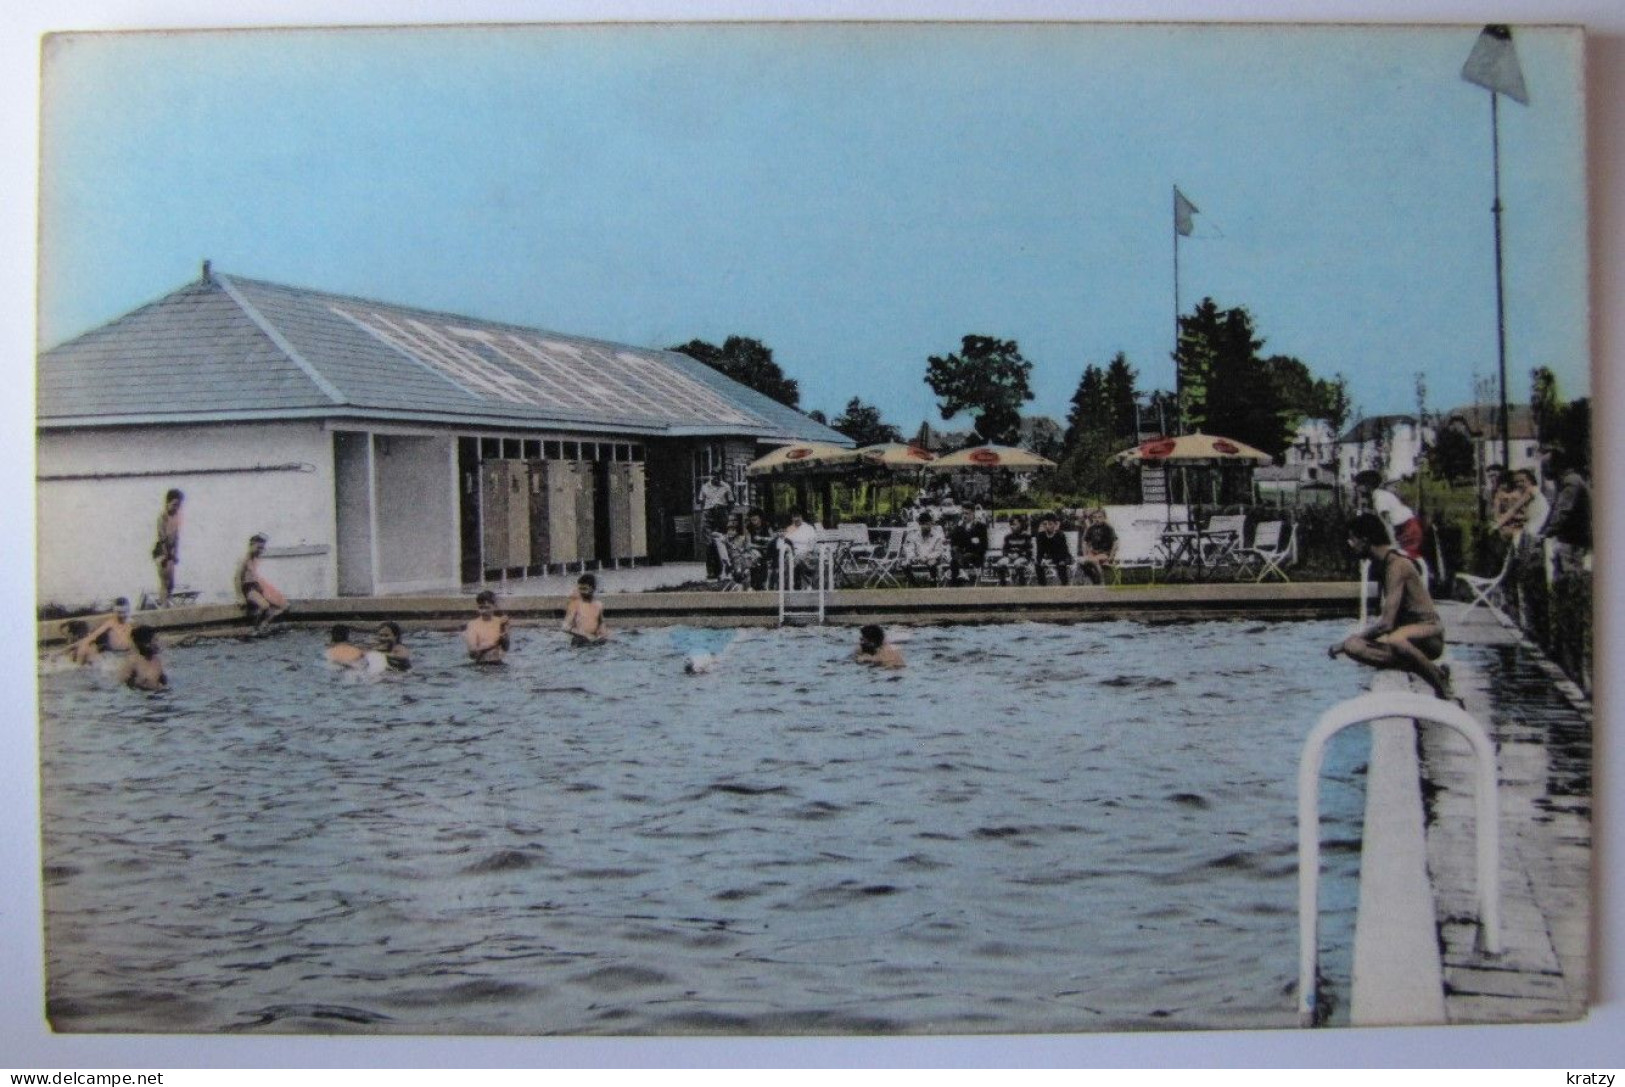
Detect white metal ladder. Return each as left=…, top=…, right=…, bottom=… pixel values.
left=777, top=545, right=833, bottom=625
left=1296, top=691, right=1501, bottom=1026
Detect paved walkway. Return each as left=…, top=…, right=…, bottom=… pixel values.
left=1420, top=600, right=1592, bottom=1024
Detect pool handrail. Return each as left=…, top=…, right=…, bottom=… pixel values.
left=1297, top=690, right=1500, bottom=1026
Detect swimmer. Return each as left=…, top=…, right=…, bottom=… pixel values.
left=375, top=621, right=412, bottom=672
left=325, top=624, right=367, bottom=670
left=118, top=625, right=168, bottom=692
left=56, top=619, right=99, bottom=667
left=237, top=534, right=289, bottom=633
left=561, top=574, right=608, bottom=646
left=74, top=597, right=135, bottom=656
left=854, top=623, right=905, bottom=669
left=464, top=590, right=511, bottom=664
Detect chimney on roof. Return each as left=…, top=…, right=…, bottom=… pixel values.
left=201, top=260, right=212, bottom=283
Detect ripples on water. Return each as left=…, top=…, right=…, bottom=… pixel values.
left=39, top=618, right=1367, bottom=1035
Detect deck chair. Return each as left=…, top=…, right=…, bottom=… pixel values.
left=850, top=528, right=906, bottom=588
left=1199, top=514, right=1248, bottom=576
left=1455, top=547, right=1516, bottom=624
left=1238, top=521, right=1295, bottom=582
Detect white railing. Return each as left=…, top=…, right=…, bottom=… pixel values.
left=1296, top=690, right=1500, bottom=1026
left=777, top=544, right=833, bottom=625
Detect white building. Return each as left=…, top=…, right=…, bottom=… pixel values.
left=1336, top=415, right=1435, bottom=487
left=37, top=267, right=849, bottom=609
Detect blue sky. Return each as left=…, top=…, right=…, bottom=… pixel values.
left=38, top=22, right=1588, bottom=432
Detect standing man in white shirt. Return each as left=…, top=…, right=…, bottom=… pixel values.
left=698, top=471, right=736, bottom=579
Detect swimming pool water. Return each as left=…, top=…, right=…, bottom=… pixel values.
left=39, top=618, right=1370, bottom=1035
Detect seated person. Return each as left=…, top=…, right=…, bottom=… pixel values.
left=562, top=574, right=608, bottom=645
left=118, top=625, right=168, bottom=692
left=1033, top=512, right=1075, bottom=586
left=1329, top=512, right=1453, bottom=701
left=375, top=622, right=412, bottom=671
left=776, top=509, right=821, bottom=585
left=853, top=623, right=905, bottom=668
left=743, top=509, right=775, bottom=590
left=464, top=590, right=511, bottom=664
left=236, top=534, right=289, bottom=633
left=948, top=505, right=990, bottom=585
left=720, top=514, right=759, bottom=589
left=1078, top=509, right=1119, bottom=585
left=995, top=514, right=1034, bottom=585
left=901, top=511, right=949, bottom=585
left=325, top=624, right=368, bottom=669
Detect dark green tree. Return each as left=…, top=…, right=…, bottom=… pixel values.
left=924, top=334, right=1035, bottom=446
left=669, top=335, right=801, bottom=410
left=830, top=397, right=903, bottom=447
left=1102, top=353, right=1140, bottom=443
left=1428, top=423, right=1477, bottom=483
left=1314, top=373, right=1353, bottom=435
left=1175, top=298, right=1293, bottom=457
left=1063, top=364, right=1108, bottom=453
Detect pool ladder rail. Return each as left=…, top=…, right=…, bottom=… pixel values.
left=1296, top=690, right=1501, bottom=1027
left=777, top=545, right=833, bottom=626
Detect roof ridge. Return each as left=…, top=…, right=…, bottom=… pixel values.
left=215, top=274, right=347, bottom=406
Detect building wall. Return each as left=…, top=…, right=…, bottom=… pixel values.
left=374, top=433, right=457, bottom=591
left=37, top=421, right=337, bottom=609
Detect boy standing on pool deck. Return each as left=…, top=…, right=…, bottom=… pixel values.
left=1329, top=512, right=1453, bottom=701
left=562, top=574, right=608, bottom=645
left=152, top=489, right=184, bottom=606
left=854, top=624, right=905, bottom=669
left=464, top=590, right=511, bottom=663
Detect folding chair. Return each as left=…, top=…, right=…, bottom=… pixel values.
left=1237, top=521, right=1296, bottom=582
left=1455, top=547, right=1516, bottom=625
left=850, top=528, right=906, bottom=589
left=1199, top=514, right=1248, bottom=577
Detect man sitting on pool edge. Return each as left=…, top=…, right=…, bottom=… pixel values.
left=1329, top=512, right=1454, bottom=702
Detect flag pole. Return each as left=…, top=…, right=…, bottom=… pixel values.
left=1490, top=90, right=1512, bottom=472
left=1172, top=186, right=1183, bottom=436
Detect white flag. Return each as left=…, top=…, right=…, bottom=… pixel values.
left=1462, top=24, right=1529, bottom=105
left=1174, top=187, right=1199, bottom=237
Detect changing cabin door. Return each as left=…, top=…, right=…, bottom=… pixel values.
left=480, top=460, right=510, bottom=570
left=606, top=462, right=649, bottom=560
left=545, top=461, right=578, bottom=564
left=572, top=461, right=597, bottom=563
left=527, top=461, right=551, bottom=567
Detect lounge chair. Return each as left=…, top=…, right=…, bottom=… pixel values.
left=1238, top=521, right=1296, bottom=582
left=1455, top=547, right=1516, bottom=625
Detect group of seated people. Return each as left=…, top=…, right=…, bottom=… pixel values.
left=898, top=507, right=1118, bottom=587
left=710, top=507, right=824, bottom=589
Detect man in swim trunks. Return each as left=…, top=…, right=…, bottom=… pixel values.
left=464, top=590, right=511, bottom=663
left=236, top=534, right=289, bottom=633
left=152, top=489, right=184, bottom=606
left=1329, top=512, right=1453, bottom=701
left=562, top=574, right=608, bottom=645
left=854, top=624, right=905, bottom=669
left=325, top=624, right=367, bottom=669
left=119, top=625, right=169, bottom=692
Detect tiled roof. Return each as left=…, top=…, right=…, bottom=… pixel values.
left=38, top=271, right=851, bottom=445
left=1439, top=403, right=1538, bottom=441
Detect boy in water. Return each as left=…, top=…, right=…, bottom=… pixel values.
left=1329, top=512, right=1453, bottom=701
left=853, top=623, right=905, bottom=669
left=376, top=622, right=412, bottom=671
left=562, top=574, right=607, bottom=645
left=74, top=597, right=135, bottom=656
left=56, top=619, right=98, bottom=666
left=119, top=625, right=169, bottom=692
left=325, top=624, right=367, bottom=669
left=237, top=534, right=289, bottom=633
left=152, top=489, right=184, bottom=606
left=464, top=590, right=511, bottom=663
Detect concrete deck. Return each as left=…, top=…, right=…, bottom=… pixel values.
left=1347, top=600, right=1592, bottom=1026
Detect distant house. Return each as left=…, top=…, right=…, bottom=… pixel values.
left=1336, top=415, right=1434, bottom=487
left=36, top=266, right=848, bottom=608
left=1438, top=403, right=1541, bottom=480
left=1254, top=419, right=1340, bottom=505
